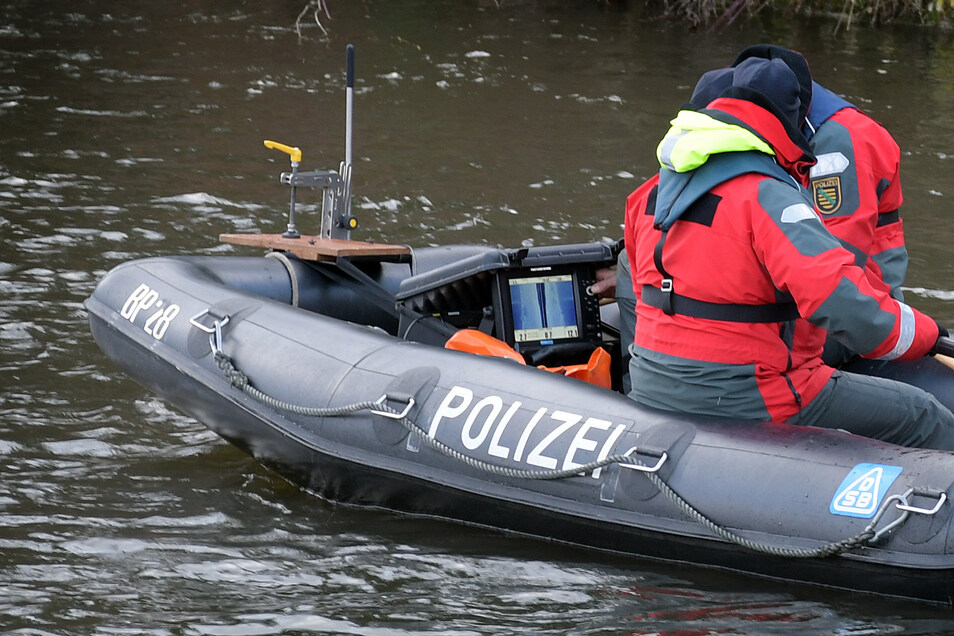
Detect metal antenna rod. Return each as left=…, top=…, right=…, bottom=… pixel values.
left=345, top=43, right=354, bottom=167
left=341, top=43, right=355, bottom=239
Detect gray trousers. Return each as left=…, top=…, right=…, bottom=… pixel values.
left=789, top=369, right=954, bottom=451
left=615, top=250, right=637, bottom=394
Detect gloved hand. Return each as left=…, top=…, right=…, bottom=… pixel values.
left=930, top=322, right=953, bottom=357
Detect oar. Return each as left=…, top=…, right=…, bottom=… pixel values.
left=934, top=335, right=954, bottom=372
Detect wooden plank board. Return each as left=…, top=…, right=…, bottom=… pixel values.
left=219, top=233, right=410, bottom=262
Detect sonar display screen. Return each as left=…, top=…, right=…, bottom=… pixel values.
left=508, top=273, right=579, bottom=343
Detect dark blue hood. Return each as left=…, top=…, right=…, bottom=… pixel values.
left=803, top=81, right=855, bottom=139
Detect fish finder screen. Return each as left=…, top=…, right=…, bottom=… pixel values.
left=508, top=274, right=579, bottom=343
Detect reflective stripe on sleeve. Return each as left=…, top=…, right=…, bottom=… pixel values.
left=882, top=303, right=916, bottom=360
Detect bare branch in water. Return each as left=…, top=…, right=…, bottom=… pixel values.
left=296, top=0, right=331, bottom=39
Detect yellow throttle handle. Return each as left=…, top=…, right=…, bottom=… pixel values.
left=265, top=140, right=303, bottom=238
left=264, top=139, right=302, bottom=164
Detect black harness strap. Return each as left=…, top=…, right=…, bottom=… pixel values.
left=652, top=229, right=675, bottom=316
left=641, top=284, right=798, bottom=323
left=877, top=209, right=900, bottom=227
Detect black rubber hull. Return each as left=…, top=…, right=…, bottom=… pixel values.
left=85, top=253, right=954, bottom=606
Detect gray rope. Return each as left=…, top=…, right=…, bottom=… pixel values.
left=640, top=469, right=887, bottom=558
left=213, top=349, right=902, bottom=558
left=215, top=351, right=639, bottom=480
left=215, top=351, right=381, bottom=417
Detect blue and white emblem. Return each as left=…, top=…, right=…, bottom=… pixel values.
left=830, top=463, right=903, bottom=518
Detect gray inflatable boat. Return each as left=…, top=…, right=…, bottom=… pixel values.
left=85, top=225, right=954, bottom=605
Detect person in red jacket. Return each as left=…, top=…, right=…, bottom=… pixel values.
left=624, top=56, right=954, bottom=449
left=731, top=45, right=908, bottom=368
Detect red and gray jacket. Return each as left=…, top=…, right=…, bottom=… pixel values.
left=805, top=82, right=907, bottom=301
left=625, top=91, right=938, bottom=423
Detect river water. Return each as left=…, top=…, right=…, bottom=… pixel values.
left=3, top=0, right=954, bottom=633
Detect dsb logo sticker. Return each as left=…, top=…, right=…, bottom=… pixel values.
left=830, top=463, right=903, bottom=518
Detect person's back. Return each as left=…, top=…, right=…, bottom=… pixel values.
left=806, top=82, right=907, bottom=301
left=627, top=168, right=835, bottom=421
left=805, top=85, right=912, bottom=369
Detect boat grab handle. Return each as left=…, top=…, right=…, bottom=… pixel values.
left=619, top=447, right=668, bottom=473
left=870, top=488, right=946, bottom=544
left=896, top=489, right=947, bottom=516
left=190, top=308, right=230, bottom=356
left=371, top=394, right=416, bottom=420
